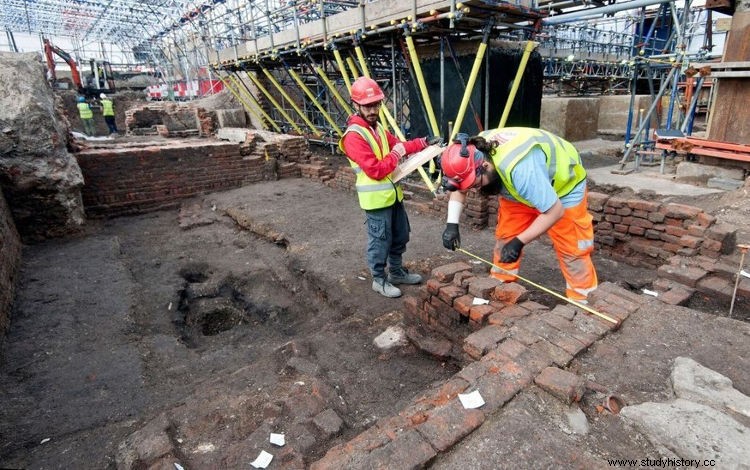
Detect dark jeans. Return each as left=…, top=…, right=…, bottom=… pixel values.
left=364, top=201, right=410, bottom=279
left=104, top=116, right=118, bottom=134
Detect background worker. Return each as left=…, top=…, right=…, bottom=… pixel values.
left=340, top=76, right=441, bottom=298
left=76, top=96, right=95, bottom=136
left=440, top=128, right=598, bottom=302
left=100, top=93, right=118, bottom=135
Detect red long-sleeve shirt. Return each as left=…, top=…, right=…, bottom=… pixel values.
left=340, top=115, right=428, bottom=181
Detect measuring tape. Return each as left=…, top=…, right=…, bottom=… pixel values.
left=457, top=248, right=619, bottom=325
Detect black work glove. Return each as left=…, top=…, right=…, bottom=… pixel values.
left=500, top=237, right=525, bottom=263
left=426, top=136, right=444, bottom=146
left=442, top=223, right=460, bottom=251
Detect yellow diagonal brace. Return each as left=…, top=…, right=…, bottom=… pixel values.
left=354, top=44, right=436, bottom=193
left=287, top=68, right=343, bottom=136
left=315, top=65, right=353, bottom=115
left=450, top=41, right=488, bottom=142
left=332, top=48, right=353, bottom=93
left=246, top=70, right=304, bottom=135
left=261, top=67, right=322, bottom=137
left=227, top=73, right=281, bottom=132
left=215, top=72, right=270, bottom=130
left=497, top=41, right=538, bottom=128
left=405, top=34, right=440, bottom=174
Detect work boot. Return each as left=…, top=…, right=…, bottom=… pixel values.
left=388, top=268, right=423, bottom=285
left=372, top=277, right=402, bottom=298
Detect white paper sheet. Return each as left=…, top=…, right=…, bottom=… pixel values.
left=641, top=289, right=659, bottom=297
left=458, top=390, right=485, bottom=409
left=270, top=433, right=285, bottom=446
left=472, top=297, right=490, bottom=306
left=250, top=450, right=273, bottom=469
left=390, top=145, right=445, bottom=183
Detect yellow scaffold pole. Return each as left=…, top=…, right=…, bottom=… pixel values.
left=405, top=31, right=440, bottom=175
left=449, top=20, right=493, bottom=142
left=354, top=43, right=436, bottom=193
left=261, top=67, right=322, bottom=137
left=214, top=71, right=270, bottom=131
left=246, top=69, right=305, bottom=135
left=313, top=62, right=353, bottom=116
left=228, top=72, right=281, bottom=132
left=497, top=41, right=538, bottom=129
left=332, top=47, right=353, bottom=93
left=345, top=55, right=360, bottom=79
left=286, top=67, right=343, bottom=136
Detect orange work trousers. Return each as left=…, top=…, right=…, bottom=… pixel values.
left=491, top=193, right=598, bottom=301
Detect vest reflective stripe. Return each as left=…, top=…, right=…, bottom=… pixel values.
left=77, top=102, right=93, bottom=119
left=101, top=99, right=114, bottom=116
left=481, top=128, right=586, bottom=206
left=339, top=123, right=403, bottom=210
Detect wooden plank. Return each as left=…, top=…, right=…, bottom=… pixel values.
left=391, top=145, right=445, bottom=182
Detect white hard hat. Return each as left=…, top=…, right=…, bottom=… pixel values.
left=100, top=93, right=107, bottom=99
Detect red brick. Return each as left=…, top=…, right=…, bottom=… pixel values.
left=706, top=224, right=737, bottom=253
left=452, top=271, right=476, bottom=288
left=679, top=235, right=703, bottom=249
left=587, top=192, right=609, bottom=210
left=695, top=212, right=717, bottom=227
left=431, top=262, right=473, bottom=282
left=426, top=278, right=447, bottom=295
left=664, top=225, right=688, bottom=237
left=541, top=312, right=599, bottom=347
left=605, top=214, right=623, bottom=223
left=469, top=304, right=495, bottom=325
left=415, top=401, right=485, bottom=451
left=528, top=337, right=574, bottom=367
left=463, top=325, right=510, bottom=359
left=365, top=429, right=436, bottom=469
left=628, top=226, right=646, bottom=236
left=490, top=339, right=550, bottom=375
left=630, top=217, right=655, bottom=229
left=658, top=286, right=694, bottom=306
left=518, top=318, right=587, bottom=357
left=685, top=224, right=707, bottom=237
left=473, top=357, right=533, bottom=412
left=615, top=207, right=632, bottom=216
left=402, top=296, right=421, bottom=317
left=468, top=277, right=504, bottom=299
left=661, top=203, right=702, bottom=219
left=627, top=199, right=661, bottom=212
left=614, top=224, right=628, bottom=233
left=492, top=282, right=528, bottom=304
left=648, top=212, right=666, bottom=223
left=535, top=367, right=586, bottom=403
left=657, top=264, right=708, bottom=288
left=607, top=196, right=627, bottom=208
left=696, top=276, right=734, bottom=301
left=518, top=300, right=550, bottom=313
left=438, top=284, right=466, bottom=305
left=597, top=221, right=614, bottom=231
left=453, top=295, right=475, bottom=317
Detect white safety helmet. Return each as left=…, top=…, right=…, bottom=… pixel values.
left=100, top=93, right=107, bottom=99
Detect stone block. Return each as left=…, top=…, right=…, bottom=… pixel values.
left=696, top=276, right=734, bottom=301
left=658, top=286, right=695, bottom=306
left=365, top=429, right=436, bottom=470
left=708, top=177, right=742, bottom=192
left=215, top=109, right=247, bottom=128
left=535, top=367, right=586, bottom=403
left=587, top=191, right=609, bottom=211
left=313, top=409, right=344, bottom=439
left=661, top=203, right=702, bottom=219
left=657, top=264, right=708, bottom=288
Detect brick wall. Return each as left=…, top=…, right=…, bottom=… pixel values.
left=0, top=191, right=22, bottom=334
left=76, top=141, right=264, bottom=217
left=588, top=192, right=736, bottom=268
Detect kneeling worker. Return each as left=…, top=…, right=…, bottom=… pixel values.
left=439, top=128, right=598, bottom=302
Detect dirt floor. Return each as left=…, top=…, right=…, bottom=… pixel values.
left=1, top=143, right=749, bottom=468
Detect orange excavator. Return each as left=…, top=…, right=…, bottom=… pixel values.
left=43, top=38, right=115, bottom=95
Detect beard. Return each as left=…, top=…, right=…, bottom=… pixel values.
left=479, top=170, right=503, bottom=196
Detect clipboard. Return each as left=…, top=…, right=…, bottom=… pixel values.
left=391, top=145, right=445, bottom=183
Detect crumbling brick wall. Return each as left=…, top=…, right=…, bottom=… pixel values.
left=0, top=191, right=22, bottom=334
left=125, top=102, right=215, bottom=137
left=588, top=192, right=736, bottom=268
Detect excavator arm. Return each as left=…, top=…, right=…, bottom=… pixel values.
left=43, top=38, right=83, bottom=91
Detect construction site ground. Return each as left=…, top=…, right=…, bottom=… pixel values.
left=1, top=141, right=749, bottom=469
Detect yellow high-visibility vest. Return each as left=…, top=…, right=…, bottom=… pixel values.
left=480, top=127, right=586, bottom=206
left=339, top=123, right=402, bottom=210
left=77, top=102, right=93, bottom=119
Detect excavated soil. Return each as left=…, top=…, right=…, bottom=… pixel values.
left=1, top=166, right=748, bottom=467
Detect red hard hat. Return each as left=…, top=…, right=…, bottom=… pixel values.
left=440, top=142, right=485, bottom=191
left=350, top=77, right=384, bottom=105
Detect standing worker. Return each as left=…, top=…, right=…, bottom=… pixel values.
left=340, top=76, right=441, bottom=298
left=439, top=128, right=598, bottom=302
left=76, top=96, right=95, bottom=136
left=100, top=93, right=118, bottom=135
